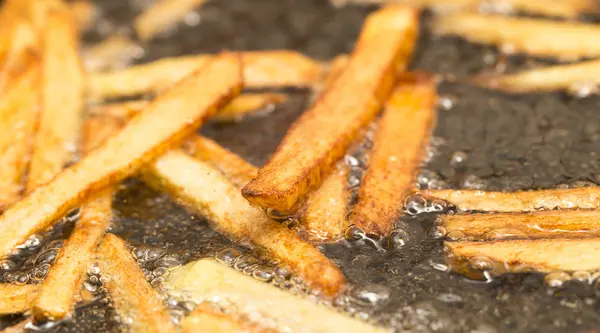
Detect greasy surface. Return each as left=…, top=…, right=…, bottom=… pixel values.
left=5, top=0, right=600, bottom=332
left=0, top=284, right=39, bottom=315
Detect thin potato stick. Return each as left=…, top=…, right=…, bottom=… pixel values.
left=242, top=6, right=419, bottom=213
left=433, top=13, right=600, bottom=60
left=0, top=53, right=242, bottom=258
left=181, top=303, right=273, bottom=333
left=165, top=260, right=390, bottom=333
left=440, top=210, right=600, bottom=241
left=31, top=116, right=120, bottom=321
left=420, top=188, right=600, bottom=212
left=88, top=51, right=321, bottom=101
left=141, top=151, right=345, bottom=296
left=69, top=0, right=98, bottom=32
left=98, top=234, right=175, bottom=333
left=89, top=100, right=150, bottom=119
left=83, top=35, right=144, bottom=72
left=351, top=76, right=437, bottom=235
left=446, top=238, right=600, bottom=279
left=0, top=284, right=39, bottom=314
left=0, top=66, right=39, bottom=210
left=135, top=0, right=208, bottom=41
left=27, top=6, right=84, bottom=191
left=473, top=59, right=600, bottom=93
left=0, top=24, right=37, bottom=97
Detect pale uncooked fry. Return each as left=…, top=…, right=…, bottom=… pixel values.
left=446, top=238, right=600, bottom=279
left=166, top=260, right=390, bottom=333
left=441, top=210, right=600, bottom=241
left=420, top=188, right=600, bottom=212
left=70, top=0, right=98, bottom=32
left=31, top=116, right=120, bottom=321
left=88, top=51, right=321, bottom=101
left=27, top=6, right=84, bottom=191
left=83, top=35, right=144, bottom=72
left=98, top=234, right=175, bottom=333
left=181, top=303, right=273, bottom=333
left=242, top=6, right=419, bottom=213
left=212, top=93, right=286, bottom=123
left=351, top=76, right=436, bottom=235
left=0, top=53, right=242, bottom=258
left=434, top=13, right=600, bottom=60
left=135, top=0, right=208, bottom=41
left=0, top=284, right=39, bottom=314
left=473, top=59, right=600, bottom=93
left=142, top=151, right=345, bottom=296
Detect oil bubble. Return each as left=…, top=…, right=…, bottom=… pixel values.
left=0, top=259, right=18, bottom=271
left=450, top=151, right=468, bottom=167
left=13, top=271, right=29, bottom=285
left=344, top=225, right=365, bottom=241
left=154, top=255, right=182, bottom=268
left=428, top=225, right=446, bottom=239
left=387, top=228, right=410, bottom=250
left=349, top=284, right=391, bottom=308
left=545, top=271, right=571, bottom=288
left=405, top=195, right=427, bottom=215
left=252, top=265, right=275, bottom=282
left=446, top=230, right=465, bottom=241
left=216, top=248, right=242, bottom=265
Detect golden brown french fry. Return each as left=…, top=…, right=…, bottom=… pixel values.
left=31, top=116, right=120, bottom=321
left=434, top=13, right=600, bottom=60
left=142, top=151, right=345, bottom=296
left=83, top=35, right=144, bottom=72
left=166, top=260, right=390, bottom=333
left=181, top=303, right=273, bottom=333
left=98, top=234, right=175, bottom=333
left=420, top=188, right=600, bottom=212
left=351, top=76, right=436, bottom=235
left=135, top=0, right=208, bottom=41
left=212, top=93, right=286, bottom=123
left=89, top=100, right=150, bottom=119
left=441, top=210, right=600, bottom=241
left=473, top=59, right=600, bottom=93
left=446, top=238, right=600, bottom=279
left=0, top=284, right=39, bottom=315
left=88, top=51, right=321, bottom=101
left=0, top=53, right=242, bottom=258
left=317, top=54, right=348, bottom=91
left=242, top=6, right=419, bottom=213
left=0, top=23, right=37, bottom=97
left=27, top=5, right=84, bottom=191
left=70, top=0, right=98, bottom=32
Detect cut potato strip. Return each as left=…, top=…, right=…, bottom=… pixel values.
left=212, top=93, right=286, bottom=123
left=135, top=0, right=208, bottom=41
left=70, top=0, right=98, bottom=32
left=142, top=151, right=345, bottom=296
left=98, top=234, right=175, bottom=333
left=351, top=76, right=437, bottom=235
left=433, top=13, right=600, bottom=60
left=0, top=53, right=242, bottom=258
left=88, top=51, right=321, bottom=101
left=420, top=188, right=600, bottom=212
left=31, top=116, right=120, bottom=321
left=181, top=303, right=273, bottom=333
left=446, top=238, right=600, bottom=279
left=27, top=6, right=84, bottom=191
left=166, top=260, right=389, bottom=333
left=473, top=59, right=600, bottom=93
left=83, top=35, right=144, bottom=72
left=441, top=210, right=600, bottom=241
left=0, top=284, right=39, bottom=315
left=242, top=6, right=419, bottom=213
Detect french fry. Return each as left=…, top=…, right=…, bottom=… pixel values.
left=351, top=76, right=437, bottom=235
left=88, top=51, right=321, bottom=101
left=242, top=6, right=419, bottom=213
left=446, top=238, right=600, bottom=278
left=0, top=284, right=39, bottom=314
left=31, top=116, right=120, bottom=321
left=135, top=0, right=208, bottom=41
left=26, top=5, right=84, bottom=191
left=141, top=151, right=345, bottom=296
left=441, top=210, right=600, bottom=241
left=83, top=35, right=144, bottom=72
left=473, top=59, right=600, bottom=93
left=69, top=0, right=98, bottom=32
left=98, top=234, right=175, bottom=333
left=0, top=53, right=242, bottom=258
left=420, top=188, right=600, bottom=212
left=89, top=100, right=150, bottom=119
left=181, top=303, right=273, bottom=333
left=166, top=260, right=389, bottom=333
left=212, top=93, right=286, bottom=123
left=0, top=23, right=37, bottom=98
left=433, top=13, right=600, bottom=60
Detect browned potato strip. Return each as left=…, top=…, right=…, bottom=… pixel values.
left=89, top=100, right=150, bottom=119
left=420, top=188, right=600, bottom=212
left=31, top=116, right=120, bottom=321
left=434, top=13, right=600, bottom=60
left=0, top=284, right=39, bottom=314
left=0, top=23, right=37, bottom=98
left=212, top=93, right=286, bottom=123
left=183, top=136, right=258, bottom=188
left=70, top=0, right=98, bottom=32
left=0, top=66, right=39, bottom=210
left=242, top=6, right=419, bottom=213
left=441, top=210, right=600, bottom=241
left=473, top=59, right=600, bottom=93
left=83, top=35, right=144, bottom=72
left=446, top=238, right=600, bottom=279
left=142, top=151, right=345, bottom=296
left=135, top=0, right=208, bottom=41
left=98, top=234, right=175, bottom=333
left=351, top=76, right=436, bottom=235
left=166, top=260, right=389, bottom=333
left=181, top=303, right=273, bottom=333
left=317, top=54, right=348, bottom=91
left=27, top=6, right=83, bottom=191
left=88, top=51, right=321, bottom=101
left=0, top=53, right=242, bottom=258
